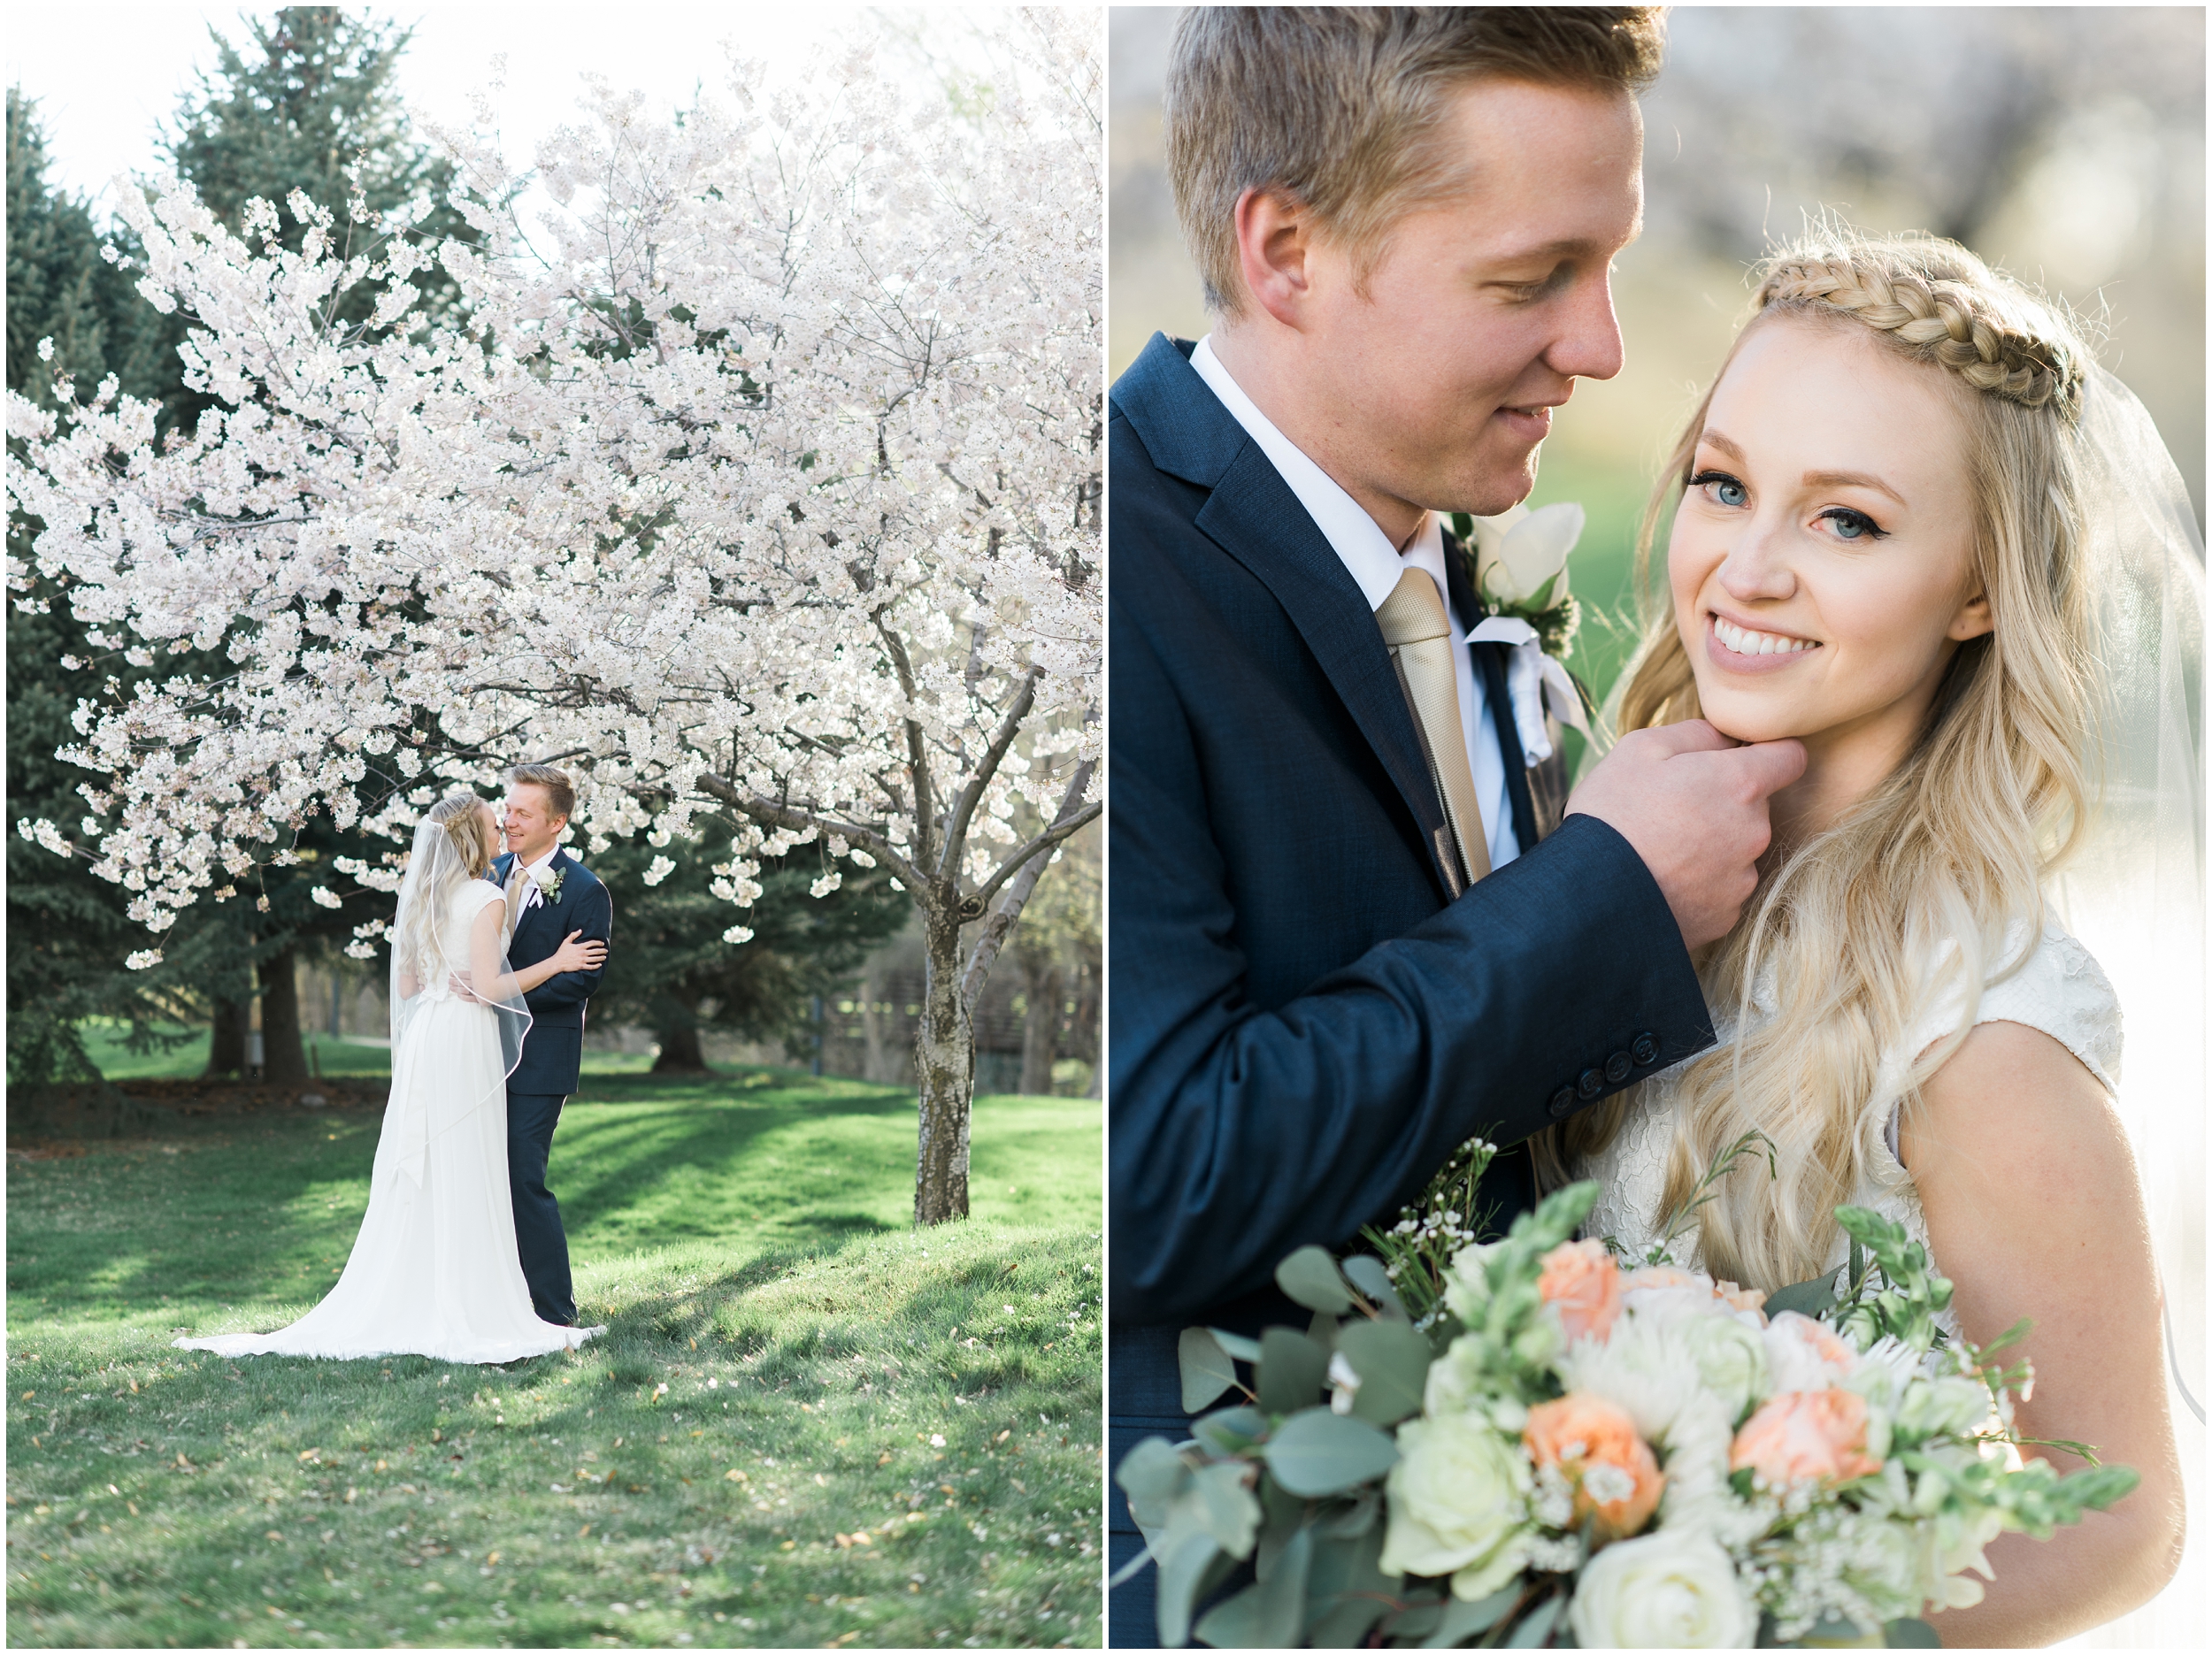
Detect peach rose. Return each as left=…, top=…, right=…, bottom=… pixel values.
left=1622, top=1264, right=1701, bottom=1295
left=1730, top=1388, right=1882, bottom=1487
left=1524, top=1393, right=1664, bottom=1538
left=1539, top=1238, right=1623, bottom=1345
left=1711, top=1278, right=1768, bottom=1318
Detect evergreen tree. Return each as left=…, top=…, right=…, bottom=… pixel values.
left=6, top=91, right=240, bottom=1089
left=147, top=6, right=473, bottom=432
left=587, top=842, right=910, bottom=1074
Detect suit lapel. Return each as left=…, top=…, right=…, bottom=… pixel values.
left=1117, top=334, right=1458, bottom=900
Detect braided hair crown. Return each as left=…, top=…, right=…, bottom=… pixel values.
left=1750, top=232, right=2086, bottom=424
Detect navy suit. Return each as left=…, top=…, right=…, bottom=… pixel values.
left=490, top=847, right=611, bottom=1327
left=1106, top=333, right=1715, bottom=1643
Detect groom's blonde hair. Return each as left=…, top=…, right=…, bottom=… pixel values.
left=1166, top=7, right=1665, bottom=317
left=1539, top=229, right=2100, bottom=1292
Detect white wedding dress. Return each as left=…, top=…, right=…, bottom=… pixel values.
left=177, top=880, right=599, bottom=1364
left=1580, top=915, right=2123, bottom=1324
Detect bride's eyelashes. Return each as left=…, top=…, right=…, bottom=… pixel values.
left=1686, top=468, right=1747, bottom=508
left=1685, top=469, right=1891, bottom=541
left=1814, top=505, right=1888, bottom=541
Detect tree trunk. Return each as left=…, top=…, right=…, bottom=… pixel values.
left=205, top=997, right=248, bottom=1079
left=260, top=946, right=309, bottom=1084
left=912, top=895, right=973, bottom=1225
left=653, top=1018, right=709, bottom=1073
left=1018, top=956, right=1061, bottom=1097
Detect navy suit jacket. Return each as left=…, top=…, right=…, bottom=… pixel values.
left=489, top=848, right=611, bottom=1097
left=1108, top=330, right=1715, bottom=1371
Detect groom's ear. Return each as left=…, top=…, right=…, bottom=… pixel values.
left=1233, top=186, right=1319, bottom=328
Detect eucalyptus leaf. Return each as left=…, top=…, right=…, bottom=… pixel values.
left=1340, top=1253, right=1407, bottom=1315
left=1209, top=1327, right=1264, bottom=1364
left=1115, top=1436, right=1191, bottom=1533
left=1152, top=1509, right=1222, bottom=1649
left=1420, top=1584, right=1521, bottom=1648
left=1277, top=1245, right=1356, bottom=1314
left=1305, top=1522, right=1398, bottom=1648
left=1263, top=1407, right=1399, bottom=1498
left=1313, top=1486, right=1380, bottom=1537
left=1797, top=1617, right=1883, bottom=1648
left=1258, top=1325, right=1331, bottom=1417
left=1764, top=1273, right=1839, bottom=1320
left=1505, top=1596, right=1563, bottom=1647
left=1192, top=1405, right=1269, bottom=1458
left=1196, top=1523, right=1313, bottom=1648
left=1190, top=1460, right=1263, bottom=1558
left=1883, top=1619, right=1942, bottom=1648
left=1338, top=1317, right=1433, bottom=1426
left=1179, top=1326, right=1240, bottom=1414
left=1386, top=1597, right=1448, bottom=1641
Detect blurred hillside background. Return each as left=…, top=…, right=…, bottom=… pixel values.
left=1110, top=5, right=2207, bottom=706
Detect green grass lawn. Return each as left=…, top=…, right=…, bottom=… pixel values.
left=6, top=1068, right=1103, bottom=1648
left=74, top=1020, right=671, bottom=1082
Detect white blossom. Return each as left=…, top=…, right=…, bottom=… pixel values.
left=4, top=12, right=1100, bottom=947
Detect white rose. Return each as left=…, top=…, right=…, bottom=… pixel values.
left=1676, top=1313, right=1770, bottom=1423
left=1569, top=1529, right=1756, bottom=1648
left=1379, top=1412, right=1532, bottom=1598
left=1467, top=500, right=1583, bottom=609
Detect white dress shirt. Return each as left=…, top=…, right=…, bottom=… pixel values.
left=512, top=847, right=560, bottom=915
left=1189, top=334, right=1519, bottom=870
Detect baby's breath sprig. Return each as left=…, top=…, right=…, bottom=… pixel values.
left=1357, top=1132, right=1505, bottom=1329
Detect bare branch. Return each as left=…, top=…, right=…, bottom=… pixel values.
left=960, top=759, right=1096, bottom=1009
left=937, top=664, right=1042, bottom=883
left=692, top=771, right=926, bottom=893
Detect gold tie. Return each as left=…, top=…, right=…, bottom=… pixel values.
left=503, top=861, right=529, bottom=935
left=1376, top=568, right=1491, bottom=890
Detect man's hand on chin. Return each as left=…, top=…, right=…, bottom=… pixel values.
left=1565, top=720, right=1807, bottom=949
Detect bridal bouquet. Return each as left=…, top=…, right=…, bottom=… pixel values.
left=1117, top=1139, right=2137, bottom=1649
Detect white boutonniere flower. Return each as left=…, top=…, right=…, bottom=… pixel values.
left=538, top=865, right=566, bottom=906
left=1449, top=502, right=1593, bottom=764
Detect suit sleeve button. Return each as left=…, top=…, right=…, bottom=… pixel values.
left=1604, top=1050, right=1632, bottom=1084
left=1576, top=1067, right=1603, bottom=1101
left=1631, top=1032, right=1660, bottom=1067
left=1548, top=1087, right=1576, bottom=1119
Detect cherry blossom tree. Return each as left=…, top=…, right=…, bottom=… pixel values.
left=6, top=10, right=1102, bottom=1225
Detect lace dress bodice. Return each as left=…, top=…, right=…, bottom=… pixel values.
left=1579, top=918, right=2122, bottom=1329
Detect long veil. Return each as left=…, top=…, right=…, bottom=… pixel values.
left=387, top=814, right=533, bottom=1184
left=2046, top=367, right=2204, bottom=1648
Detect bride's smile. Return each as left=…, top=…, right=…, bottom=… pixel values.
left=1667, top=316, right=1993, bottom=831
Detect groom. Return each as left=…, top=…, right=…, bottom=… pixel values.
left=492, top=762, right=612, bottom=1329
left=1110, top=9, right=1806, bottom=1641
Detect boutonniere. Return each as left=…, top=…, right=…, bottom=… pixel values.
left=1448, top=501, right=1594, bottom=759
left=539, top=866, right=566, bottom=906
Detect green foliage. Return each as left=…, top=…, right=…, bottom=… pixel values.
left=6, top=92, right=227, bottom=1088
left=6, top=1071, right=1102, bottom=1645
left=587, top=839, right=910, bottom=1069
left=1359, top=1132, right=1505, bottom=1328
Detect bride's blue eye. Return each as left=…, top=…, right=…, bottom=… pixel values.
left=1687, top=470, right=1747, bottom=509
left=1819, top=507, right=1886, bottom=541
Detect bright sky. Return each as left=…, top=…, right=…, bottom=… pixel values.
left=7, top=3, right=1035, bottom=210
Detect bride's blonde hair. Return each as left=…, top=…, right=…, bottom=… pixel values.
left=1537, top=230, right=2099, bottom=1290
left=395, top=791, right=496, bottom=985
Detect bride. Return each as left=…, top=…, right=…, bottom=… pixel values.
left=177, top=791, right=608, bottom=1364
left=1540, top=231, right=2193, bottom=1643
